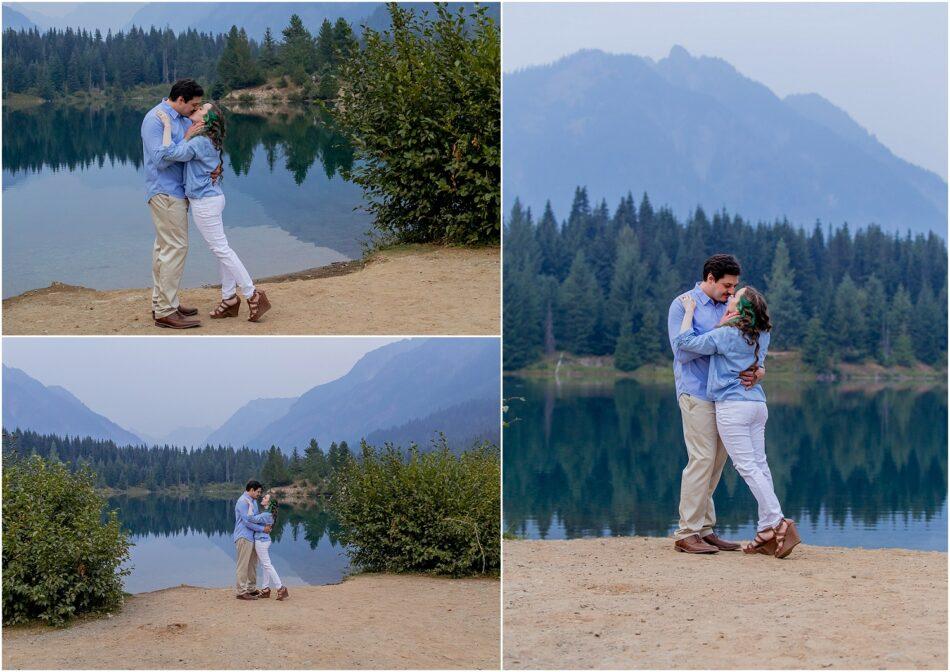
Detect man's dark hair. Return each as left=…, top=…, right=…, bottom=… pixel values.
left=245, top=480, right=263, bottom=492
left=702, top=254, right=741, bottom=282
left=169, top=79, right=203, bottom=103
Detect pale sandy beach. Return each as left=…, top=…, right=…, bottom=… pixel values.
left=2, top=245, right=499, bottom=335
left=3, top=574, right=500, bottom=669
left=504, top=536, right=947, bottom=669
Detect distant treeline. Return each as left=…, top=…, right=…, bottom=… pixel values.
left=2, top=430, right=351, bottom=490
left=2, top=13, right=358, bottom=99
left=3, top=26, right=227, bottom=98
left=504, top=189, right=948, bottom=371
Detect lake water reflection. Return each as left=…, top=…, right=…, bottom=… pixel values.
left=108, top=495, right=349, bottom=594
left=503, top=377, right=948, bottom=551
left=2, top=104, right=372, bottom=298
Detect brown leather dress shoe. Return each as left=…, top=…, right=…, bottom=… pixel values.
left=259, top=588, right=271, bottom=598
left=703, top=532, right=741, bottom=551
left=236, top=592, right=258, bottom=600
left=674, top=534, right=719, bottom=554
left=176, top=304, right=199, bottom=317
left=276, top=586, right=289, bottom=601
left=154, top=311, right=201, bottom=329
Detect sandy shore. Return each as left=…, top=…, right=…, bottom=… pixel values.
left=504, top=536, right=947, bottom=669
left=2, top=245, right=499, bottom=335
left=3, top=574, right=499, bottom=669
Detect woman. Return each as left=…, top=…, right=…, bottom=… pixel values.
left=674, top=286, right=801, bottom=558
left=247, top=493, right=289, bottom=600
left=155, top=103, right=271, bottom=322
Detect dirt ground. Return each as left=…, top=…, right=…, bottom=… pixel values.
left=3, top=574, right=500, bottom=670
left=2, top=245, right=500, bottom=335
left=504, top=536, right=947, bottom=669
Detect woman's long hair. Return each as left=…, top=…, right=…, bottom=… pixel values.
left=728, top=285, right=772, bottom=368
left=195, top=102, right=227, bottom=175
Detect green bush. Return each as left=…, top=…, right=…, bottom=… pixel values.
left=302, top=79, right=321, bottom=101
left=2, top=455, right=131, bottom=625
left=336, top=3, right=500, bottom=246
left=331, top=438, right=499, bottom=576
left=317, top=72, right=338, bottom=100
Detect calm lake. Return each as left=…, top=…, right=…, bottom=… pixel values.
left=107, top=495, right=349, bottom=594
left=504, top=377, right=948, bottom=551
left=2, top=103, right=372, bottom=298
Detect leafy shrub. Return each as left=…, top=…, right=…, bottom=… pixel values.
left=290, top=67, right=309, bottom=87
left=2, top=455, right=131, bottom=625
left=317, top=72, right=338, bottom=100
left=277, top=76, right=289, bottom=89
left=302, top=80, right=321, bottom=101
left=237, top=92, right=255, bottom=105
left=331, top=437, right=499, bottom=576
left=336, top=3, right=500, bottom=246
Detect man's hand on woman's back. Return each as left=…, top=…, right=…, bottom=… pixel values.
left=739, top=365, right=765, bottom=388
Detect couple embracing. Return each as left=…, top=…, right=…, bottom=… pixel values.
left=141, top=78, right=272, bottom=329
left=668, top=254, right=801, bottom=558
left=233, top=480, right=289, bottom=601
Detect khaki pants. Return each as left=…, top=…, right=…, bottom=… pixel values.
left=148, top=194, right=189, bottom=318
left=674, top=393, right=729, bottom=540
left=235, top=537, right=258, bottom=594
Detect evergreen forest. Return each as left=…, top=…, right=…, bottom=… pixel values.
left=504, top=188, right=948, bottom=371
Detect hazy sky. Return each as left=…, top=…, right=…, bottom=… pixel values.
left=503, top=2, right=948, bottom=179
left=10, top=2, right=145, bottom=31
left=3, top=337, right=400, bottom=436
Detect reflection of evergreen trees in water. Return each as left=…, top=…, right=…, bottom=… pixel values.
left=270, top=503, right=341, bottom=549
left=3, top=104, right=354, bottom=183
left=3, top=105, right=145, bottom=173
left=107, top=496, right=341, bottom=548
left=223, top=108, right=354, bottom=184
left=503, top=378, right=948, bottom=538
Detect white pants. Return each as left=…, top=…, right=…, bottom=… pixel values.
left=715, top=400, right=784, bottom=532
left=254, top=539, right=282, bottom=590
left=189, top=194, right=256, bottom=300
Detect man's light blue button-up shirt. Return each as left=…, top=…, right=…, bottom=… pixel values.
left=141, top=100, right=191, bottom=202
left=667, top=283, right=728, bottom=401
left=674, top=327, right=770, bottom=402
left=233, top=492, right=266, bottom=543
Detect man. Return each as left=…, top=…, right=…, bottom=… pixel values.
left=141, top=79, right=205, bottom=329
left=233, top=480, right=272, bottom=600
left=667, top=254, right=765, bottom=554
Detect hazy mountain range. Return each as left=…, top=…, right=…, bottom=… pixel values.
left=3, top=2, right=374, bottom=36
left=2, top=5, right=34, bottom=31
left=504, top=47, right=947, bottom=237
left=2, top=364, right=144, bottom=446
left=4, top=2, right=499, bottom=41
left=2, top=338, right=500, bottom=452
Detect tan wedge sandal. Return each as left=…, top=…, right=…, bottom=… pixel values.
left=210, top=295, right=241, bottom=318
left=743, top=528, right=778, bottom=555
left=247, top=289, right=271, bottom=323
left=773, top=518, right=801, bottom=559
